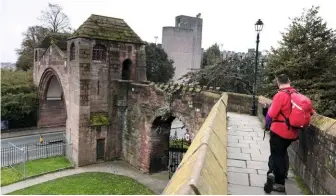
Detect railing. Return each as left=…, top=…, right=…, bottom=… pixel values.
left=1, top=138, right=66, bottom=167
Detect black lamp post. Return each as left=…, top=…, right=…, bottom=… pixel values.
left=251, top=19, right=264, bottom=116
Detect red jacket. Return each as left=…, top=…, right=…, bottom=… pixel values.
left=267, top=87, right=314, bottom=139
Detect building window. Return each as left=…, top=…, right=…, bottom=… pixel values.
left=70, top=43, right=75, bottom=61
left=92, top=44, right=106, bottom=62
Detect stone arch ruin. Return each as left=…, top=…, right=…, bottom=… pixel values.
left=37, top=68, right=67, bottom=128
left=33, top=14, right=221, bottom=172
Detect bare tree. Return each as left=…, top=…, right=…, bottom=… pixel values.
left=39, top=3, right=71, bottom=33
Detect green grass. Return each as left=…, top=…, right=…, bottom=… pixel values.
left=1, top=156, right=72, bottom=186
left=9, top=172, right=154, bottom=195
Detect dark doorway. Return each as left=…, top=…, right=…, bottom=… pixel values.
left=96, top=139, right=105, bottom=161
left=122, top=59, right=132, bottom=80
left=149, top=115, right=190, bottom=178
left=168, top=131, right=189, bottom=179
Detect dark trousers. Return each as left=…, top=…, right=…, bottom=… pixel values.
left=268, top=150, right=289, bottom=177
left=268, top=132, right=293, bottom=185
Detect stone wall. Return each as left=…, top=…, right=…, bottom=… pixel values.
left=38, top=100, right=67, bottom=127
left=227, top=92, right=254, bottom=114
left=124, top=82, right=221, bottom=172
left=257, top=96, right=336, bottom=194
left=163, top=93, right=228, bottom=195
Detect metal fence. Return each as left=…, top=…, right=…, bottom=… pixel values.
left=1, top=138, right=70, bottom=168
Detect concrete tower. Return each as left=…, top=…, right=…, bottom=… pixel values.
left=162, top=14, right=203, bottom=82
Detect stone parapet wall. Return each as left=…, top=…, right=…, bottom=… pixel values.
left=163, top=93, right=228, bottom=195
left=256, top=96, right=336, bottom=194
left=227, top=92, right=254, bottom=114
left=124, top=81, right=222, bottom=173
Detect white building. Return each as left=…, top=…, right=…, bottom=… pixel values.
left=162, top=14, right=203, bottom=82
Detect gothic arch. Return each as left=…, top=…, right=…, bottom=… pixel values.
left=150, top=107, right=192, bottom=134
left=148, top=107, right=191, bottom=173
left=38, top=68, right=67, bottom=127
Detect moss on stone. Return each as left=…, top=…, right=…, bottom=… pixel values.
left=90, top=112, right=109, bottom=126
left=201, top=91, right=221, bottom=99
left=294, top=176, right=311, bottom=195
left=310, top=114, right=336, bottom=131
left=38, top=33, right=70, bottom=50
left=69, top=14, right=143, bottom=44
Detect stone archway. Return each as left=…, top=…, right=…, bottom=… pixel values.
left=38, top=68, right=67, bottom=128
left=148, top=108, right=191, bottom=174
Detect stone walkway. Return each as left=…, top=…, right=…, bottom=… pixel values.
left=1, top=161, right=169, bottom=195
left=227, top=112, right=303, bottom=195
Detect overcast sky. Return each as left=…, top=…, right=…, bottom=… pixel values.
left=0, top=0, right=335, bottom=62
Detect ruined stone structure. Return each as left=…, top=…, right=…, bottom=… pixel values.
left=33, top=14, right=220, bottom=172
left=33, top=14, right=336, bottom=195
left=162, top=14, right=203, bottom=82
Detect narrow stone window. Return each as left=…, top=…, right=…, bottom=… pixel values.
left=122, top=59, right=132, bottom=80
left=35, top=50, right=38, bottom=62
left=70, top=43, right=75, bottom=61
left=92, top=44, right=106, bottom=62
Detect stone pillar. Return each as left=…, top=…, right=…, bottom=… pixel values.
left=77, top=40, right=92, bottom=166
left=136, top=45, right=147, bottom=82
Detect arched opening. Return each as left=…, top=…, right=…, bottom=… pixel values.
left=149, top=114, right=190, bottom=177
left=122, top=59, right=132, bottom=80
left=70, top=43, right=75, bottom=61
left=46, top=76, right=62, bottom=100
left=38, top=69, right=67, bottom=128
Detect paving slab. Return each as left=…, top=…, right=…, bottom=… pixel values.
left=227, top=112, right=303, bottom=195
left=241, top=147, right=261, bottom=154
left=251, top=152, right=270, bottom=162
left=228, top=167, right=257, bottom=174
left=228, top=152, right=251, bottom=161
left=228, top=142, right=249, bottom=148
left=239, top=139, right=258, bottom=144
left=247, top=160, right=269, bottom=170
left=250, top=173, right=266, bottom=187
left=228, top=172, right=249, bottom=186
left=229, top=184, right=285, bottom=195
left=227, top=146, right=241, bottom=153
left=228, top=159, right=246, bottom=168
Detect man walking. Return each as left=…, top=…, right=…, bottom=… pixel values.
left=263, top=74, right=314, bottom=193
left=260, top=102, right=289, bottom=180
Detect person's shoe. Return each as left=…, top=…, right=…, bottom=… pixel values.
left=264, top=173, right=275, bottom=193
left=272, top=183, right=286, bottom=192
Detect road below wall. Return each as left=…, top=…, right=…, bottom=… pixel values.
left=1, top=132, right=65, bottom=149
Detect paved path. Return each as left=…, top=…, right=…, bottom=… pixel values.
left=1, top=161, right=169, bottom=195
left=227, top=112, right=303, bottom=195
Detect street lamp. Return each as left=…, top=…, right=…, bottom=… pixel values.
left=251, top=19, right=264, bottom=116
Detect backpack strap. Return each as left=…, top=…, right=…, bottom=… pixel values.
left=277, top=89, right=295, bottom=129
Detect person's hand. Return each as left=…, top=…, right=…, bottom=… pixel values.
left=258, top=97, right=268, bottom=108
